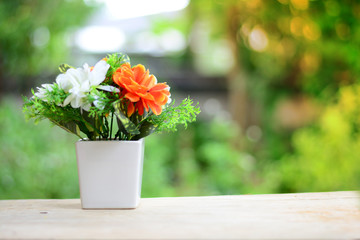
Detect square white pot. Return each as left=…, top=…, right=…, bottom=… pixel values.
left=75, top=139, right=144, bottom=209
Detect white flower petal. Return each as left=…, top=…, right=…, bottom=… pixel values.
left=82, top=103, right=91, bottom=111
left=83, top=63, right=90, bottom=70
left=97, top=85, right=120, bottom=92
left=56, top=74, right=72, bottom=92
left=54, top=59, right=109, bottom=110
left=34, top=90, right=46, bottom=100
left=71, top=96, right=82, bottom=109
left=80, top=81, right=91, bottom=92
left=63, top=94, right=74, bottom=106
left=33, top=84, right=55, bottom=101
left=93, top=100, right=105, bottom=110
left=41, top=84, right=54, bottom=91
left=68, top=68, right=85, bottom=87
left=89, top=60, right=110, bottom=86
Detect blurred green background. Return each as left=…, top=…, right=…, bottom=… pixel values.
left=1, top=0, right=360, bottom=199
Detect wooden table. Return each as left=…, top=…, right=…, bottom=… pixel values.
left=1, top=191, right=359, bottom=239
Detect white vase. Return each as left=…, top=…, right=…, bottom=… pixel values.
left=75, top=138, right=144, bottom=209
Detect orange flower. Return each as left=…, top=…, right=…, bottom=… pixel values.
left=113, top=63, right=170, bottom=116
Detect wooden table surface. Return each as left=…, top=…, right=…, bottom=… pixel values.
left=1, top=191, right=359, bottom=239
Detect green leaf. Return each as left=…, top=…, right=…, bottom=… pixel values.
left=59, top=64, right=74, bottom=73
left=148, top=98, right=201, bottom=133
left=118, top=53, right=130, bottom=65
left=133, top=120, right=157, bottom=140
left=50, top=120, right=82, bottom=139
left=105, top=53, right=131, bottom=80
left=113, top=102, right=140, bottom=135
left=108, top=52, right=130, bottom=65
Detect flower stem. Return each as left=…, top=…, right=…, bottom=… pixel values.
left=110, top=111, right=114, bottom=140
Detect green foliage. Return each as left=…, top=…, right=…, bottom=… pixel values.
left=59, top=64, right=74, bottom=74
left=23, top=54, right=200, bottom=141
left=1, top=99, right=247, bottom=199
left=0, top=98, right=79, bottom=199
left=3, top=87, right=360, bottom=200
left=0, top=0, right=95, bottom=78
left=148, top=98, right=201, bottom=133
left=187, top=0, right=360, bottom=98
left=183, top=0, right=360, bottom=175
left=5, top=0, right=360, bottom=201
left=113, top=101, right=141, bottom=137
left=23, top=85, right=90, bottom=139
left=24, top=85, right=73, bottom=121
left=24, top=94, right=200, bottom=141
left=269, top=84, right=360, bottom=193
left=105, top=53, right=131, bottom=81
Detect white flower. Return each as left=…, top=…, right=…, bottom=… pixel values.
left=93, top=95, right=106, bottom=110
left=34, top=84, right=55, bottom=101
left=55, top=60, right=115, bottom=111
left=167, top=91, right=172, bottom=104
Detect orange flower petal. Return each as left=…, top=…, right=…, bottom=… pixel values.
left=140, top=73, right=156, bottom=88
left=127, top=102, right=135, bottom=117
left=148, top=101, right=162, bottom=115
left=132, top=64, right=147, bottom=83
left=159, top=96, right=168, bottom=105
left=150, top=83, right=169, bottom=92
left=113, top=63, right=170, bottom=116
left=135, top=102, right=144, bottom=116
left=151, top=91, right=166, bottom=104
left=127, top=84, right=147, bottom=94
left=121, top=62, right=131, bottom=70
left=137, top=92, right=155, bottom=101
left=125, top=92, right=140, bottom=102
left=113, top=69, right=125, bottom=86
left=142, top=99, right=149, bottom=112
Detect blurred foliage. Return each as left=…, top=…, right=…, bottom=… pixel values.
left=177, top=0, right=360, bottom=191
left=274, top=84, right=360, bottom=192
left=0, top=98, right=79, bottom=199
left=1, top=99, right=254, bottom=199
left=1, top=0, right=360, bottom=199
left=1, top=88, right=359, bottom=199
left=185, top=0, right=360, bottom=97
left=0, top=0, right=94, bottom=92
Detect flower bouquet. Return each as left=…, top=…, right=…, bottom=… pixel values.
left=23, top=53, right=200, bottom=209
left=24, top=53, right=199, bottom=141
